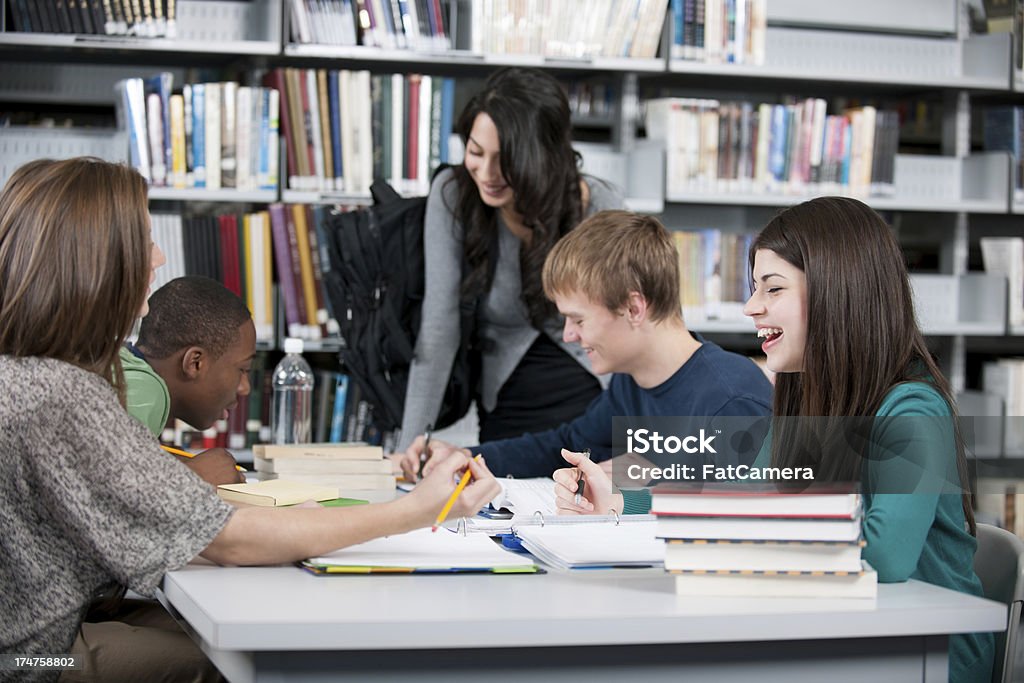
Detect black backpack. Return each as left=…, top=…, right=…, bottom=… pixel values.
left=320, top=178, right=491, bottom=434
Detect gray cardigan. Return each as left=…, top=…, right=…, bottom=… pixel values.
left=397, top=168, right=622, bottom=449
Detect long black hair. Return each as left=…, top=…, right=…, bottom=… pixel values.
left=751, top=196, right=975, bottom=533
left=447, top=67, right=584, bottom=328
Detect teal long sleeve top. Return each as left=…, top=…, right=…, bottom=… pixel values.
left=754, top=382, right=993, bottom=683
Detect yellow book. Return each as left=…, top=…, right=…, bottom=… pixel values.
left=260, top=210, right=273, bottom=337
left=169, top=94, right=186, bottom=188
left=217, top=479, right=340, bottom=507
left=292, top=204, right=319, bottom=334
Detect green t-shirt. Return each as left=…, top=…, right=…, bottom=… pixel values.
left=119, top=346, right=170, bottom=437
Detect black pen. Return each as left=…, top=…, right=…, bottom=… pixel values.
left=417, top=424, right=433, bottom=479
left=575, top=448, right=591, bottom=505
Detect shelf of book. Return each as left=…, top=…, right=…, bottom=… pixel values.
left=1, top=0, right=281, bottom=50
left=148, top=188, right=278, bottom=203
left=0, top=32, right=279, bottom=55
left=668, top=31, right=1011, bottom=92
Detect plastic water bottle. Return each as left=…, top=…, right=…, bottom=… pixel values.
left=271, top=337, right=314, bottom=444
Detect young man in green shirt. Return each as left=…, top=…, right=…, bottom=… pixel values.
left=123, top=275, right=257, bottom=485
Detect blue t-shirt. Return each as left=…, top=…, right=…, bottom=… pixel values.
left=475, top=339, right=773, bottom=479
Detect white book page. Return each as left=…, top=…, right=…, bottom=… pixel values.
left=490, top=478, right=558, bottom=517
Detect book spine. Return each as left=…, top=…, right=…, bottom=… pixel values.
left=191, top=83, right=207, bottom=188
left=268, top=203, right=303, bottom=339
left=204, top=83, right=222, bottom=190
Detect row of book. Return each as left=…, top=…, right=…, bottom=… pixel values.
left=288, top=0, right=450, bottom=50
left=151, top=211, right=277, bottom=342
left=253, top=442, right=396, bottom=499
left=269, top=203, right=342, bottom=343
left=118, top=73, right=281, bottom=191
left=982, top=106, right=1024, bottom=200
left=465, top=0, right=666, bottom=60
left=645, top=97, right=900, bottom=198
left=652, top=487, right=877, bottom=598
left=8, top=0, right=178, bottom=36
left=668, top=0, right=766, bottom=65
left=151, top=202, right=353, bottom=343
left=285, top=0, right=667, bottom=60
left=266, top=68, right=456, bottom=195
left=673, top=229, right=755, bottom=323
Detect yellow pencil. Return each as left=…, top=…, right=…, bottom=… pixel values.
left=160, top=444, right=247, bottom=472
left=431, top=454, right=482, bottom=532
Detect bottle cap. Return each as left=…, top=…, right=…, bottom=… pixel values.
left=283, top=337, right=304, bottom=354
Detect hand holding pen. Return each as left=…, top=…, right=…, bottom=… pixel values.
left=399, top=432, right=463, bottom=482
left=552, top=448, right=624, bottom=516
left=575, top=449, right=591, bottom=505
left=417, top=424, right=433, bottom=479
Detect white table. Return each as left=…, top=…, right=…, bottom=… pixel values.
left=160, top=565, right=1005, bottom=682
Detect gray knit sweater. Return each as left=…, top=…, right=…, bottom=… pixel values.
left=398, top=169, right=622, bottom=449
left=0, top=356, right=233, bottom=671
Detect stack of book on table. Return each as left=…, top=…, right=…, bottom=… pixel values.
left=652, top=485, right=876, bottom=598
left=253, top=442, right=396, bottom=502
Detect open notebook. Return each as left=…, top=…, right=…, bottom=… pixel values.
left=514, top=519, right=664, bottom=570
left=301, top=527, right=540, bottom=574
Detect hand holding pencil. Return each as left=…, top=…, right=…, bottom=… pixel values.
left=161, top=444, right=247, bottom=485
left=407, top=452, right=499, bottom=531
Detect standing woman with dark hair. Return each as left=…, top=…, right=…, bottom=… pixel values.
left=399, top=67, right=623, bottom=458
left=743, top=196, right=993, bottom=683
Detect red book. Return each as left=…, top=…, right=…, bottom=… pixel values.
left=262, top=70, right=298, bottom=190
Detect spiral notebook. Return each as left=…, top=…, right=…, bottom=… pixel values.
left=513, top=518, right=663, bottom=570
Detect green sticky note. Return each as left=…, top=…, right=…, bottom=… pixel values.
left=318, top=497, right=369, bottom=507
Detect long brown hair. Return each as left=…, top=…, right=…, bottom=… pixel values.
left=750, top=196, right=975, bottom=532
left=0, top=157, right=151, bottom=401
left=449, top=67, right=584, bottom=328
